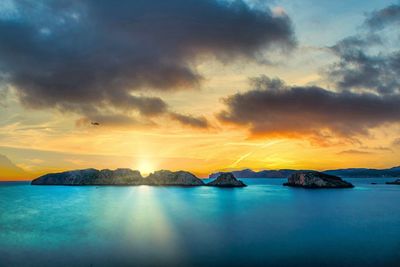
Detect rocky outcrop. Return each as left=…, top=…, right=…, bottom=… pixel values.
left=207, top=172, right=246, bottom=187
left=283, top=171, right=354, bottom=188
left=386, top=179, right=400, bottom=185
left=145, top=170, right=204, bottom=186
left=31, top=168, right=206, bottom=186
left=31, top=168, right=143, bottom=185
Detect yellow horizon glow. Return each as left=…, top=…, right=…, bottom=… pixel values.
left=136, top=159, right=156, bottom=177
left=0, top=59, right=399, bottom=181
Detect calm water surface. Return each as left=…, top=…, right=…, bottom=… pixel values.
left=0, top=178, right=399, bottom=267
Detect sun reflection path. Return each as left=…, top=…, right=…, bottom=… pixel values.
left=124, top=186, right=185, bottom=264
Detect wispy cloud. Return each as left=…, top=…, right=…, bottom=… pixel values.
left=337, top=149, right=373, bottom=155
left=229, top=140, right=283, bottom=167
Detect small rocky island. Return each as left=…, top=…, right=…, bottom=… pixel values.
left=386, top=179, right=400, bottom=185
left=31, top=169, right=246, bottom=187
left=207, top=173, right=246, bottom=187
left=283, top=171, right=354, bottom=188
left=146, top=170, right=204, bottom=186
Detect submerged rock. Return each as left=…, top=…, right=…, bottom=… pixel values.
left=31, top=168, right=143, bottom=185
left=145, top=170, right=204, bottom=186
left=207, top=172, right=247, bottom=187
left=283, top=171, right=354, bottom=188
left=386, top=179, right=400, bottom=185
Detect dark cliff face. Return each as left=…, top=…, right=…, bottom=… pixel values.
left=31, top=168, right=143, bottom=185
left=283, top=171, right=354, bottom=188
left=31, top=169, right=205, bottom=186
left=145, top=170, right=205, bottom=186
left=99, top=169, right=143, bottom=185
left=207, top=172, right=247, bottom=187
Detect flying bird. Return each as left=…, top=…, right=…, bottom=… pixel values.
left=91, top=122, right=100, bottom=126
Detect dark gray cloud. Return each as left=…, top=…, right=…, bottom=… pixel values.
left=218, top=76, right=400, bottom=139
left=0, top=0, right=295, bottom=121
left=219, top=4, right=400, bottom=141
left=169, top=112, right=209, bottom=129
left=328, top=36, right=400, bottom=95
left=365, top=4, right=400, bottom=30
left=327, top=4, right=400, bottom=95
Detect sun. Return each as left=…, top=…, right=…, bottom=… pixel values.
left=137, top=159, right=155, bottom=176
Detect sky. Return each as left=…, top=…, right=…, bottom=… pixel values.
left=0, top=0, right=399, bottom=180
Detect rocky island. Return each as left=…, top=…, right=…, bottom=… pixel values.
left=31, top=169, right=246, bottom=187
left=145, top=170, right=204, bottom=186
left=207, top=172, right=246, bottom=187
left=30, top=168, right=144, bottom=185
left=386, top=179, right=400, bottom=185
left=283, top=171, right=354, bottom=188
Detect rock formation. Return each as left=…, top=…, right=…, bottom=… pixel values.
left=31, top=168, right=143, bottom=185
left=145, top=170, right=204, bottom=186
left=283, top=171, right=354, bottom=188
left=386, top=179, right=400, bottom=185
left=31, top=168, right=204, bottom=186
left=207, top=172, right=247, bottom=187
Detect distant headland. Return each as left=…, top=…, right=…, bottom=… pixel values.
left=209, top=166, right=400, bottom=179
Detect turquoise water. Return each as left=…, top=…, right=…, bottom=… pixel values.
left=0, top=178, right=399, bottom=267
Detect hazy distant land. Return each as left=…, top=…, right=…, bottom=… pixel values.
left=209, top=166, right=400, bottom=179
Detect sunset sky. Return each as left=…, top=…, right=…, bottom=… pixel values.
left=0, top=0, right=399, bottom=180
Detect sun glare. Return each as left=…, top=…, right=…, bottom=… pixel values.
left=137, top=159, right=155, bottom=176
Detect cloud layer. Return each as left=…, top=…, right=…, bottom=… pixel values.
left=218, top=76, right=400, bottom=139
left=327, top=4, right=400, bottom=95
left=365, top=4, right=400, bottom=30
left=0, top=0, right=295, bottom=126
left=216, top=4, right=400, bottom=142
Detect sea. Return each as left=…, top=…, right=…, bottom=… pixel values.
left=0, top=178, right=399, bottom=267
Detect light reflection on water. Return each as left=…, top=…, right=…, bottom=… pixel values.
left=0, top=178, right=399, bottom=267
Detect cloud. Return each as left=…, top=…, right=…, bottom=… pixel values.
left=169, top=112, right=209, bottom=129
left=337, top=150, right=373, bottom=155
left=326, top=4, right=400, bottom=95
left=218, top=75, right=400, bottom=140
left=365, top=4, right=400, bottom=30
left=0, top=0, right=295, bottom=122
left=363, top=146, right=393, bottom=152
left=328, top=36, right=400, bottom=95
left=219, top=4, right=400, bottom=143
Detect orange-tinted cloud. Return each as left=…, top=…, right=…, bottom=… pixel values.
left=0, top=0, right=295, bottom=126
left=218, top=76, right=400, bottom=142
